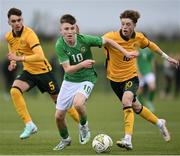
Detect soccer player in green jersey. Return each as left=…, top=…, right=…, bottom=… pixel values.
left=137, top=47, right=156, bottom=112
left=53, top=14, right=138, bottom=150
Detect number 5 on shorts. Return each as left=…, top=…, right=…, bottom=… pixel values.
left=49, top=81, right=55, bottom=90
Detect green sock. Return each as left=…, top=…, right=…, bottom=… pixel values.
left=59, top=127, right=69, bottom=139
left=80, top=115, right=87, bottom=125
left=148, top=90, right=155, bottom=102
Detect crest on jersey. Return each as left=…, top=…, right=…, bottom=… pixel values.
left=66, top=51, right=71, bottom=55
left=80, top=46, right=86, bottom=53
left=20, top=39, right=27, bottom=47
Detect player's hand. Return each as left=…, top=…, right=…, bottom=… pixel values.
left=8, top=62, right=16, bottom=71
left=125, top=51, right=139, bottom=59
left=7, top=52, right=24, bottom=61
left=167, top=57, right=179, bottom=68
left=80, top=59, right=95, bottom=68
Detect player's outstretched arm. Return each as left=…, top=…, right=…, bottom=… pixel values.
left=102, top=37, right=139, bottom=58
left=148, top=41, right=179, bottom=68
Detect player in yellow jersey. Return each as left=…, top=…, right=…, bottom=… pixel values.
left=6, top=8, right=80, bottom=139
left=103, top=10, right=179, bottom=150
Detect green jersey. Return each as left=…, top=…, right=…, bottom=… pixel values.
left=55, top=34, right=103, bottom=84
left=137, top=48, right=154, bottom=75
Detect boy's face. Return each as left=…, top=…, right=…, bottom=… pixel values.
left=60, top=23, right=76, bottom=42
left=8, top=15, right=23, bottom=32
left=121, top=18, right=136, bottom=38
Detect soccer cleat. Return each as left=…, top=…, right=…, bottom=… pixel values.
left=53, top=136, right=71, bottom=150
left=159, top=119, right=171, bottom=142
left=116, top=138, right=133, bottom=150
left=79, top=122, right=91, bottom=144
left=20, top=124, right=38, bottom=139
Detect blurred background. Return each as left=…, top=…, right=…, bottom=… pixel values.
left=0, top=0, right=180, bottom=100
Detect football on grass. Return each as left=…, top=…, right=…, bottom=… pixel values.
left=92, top=134, right=113, bottom=153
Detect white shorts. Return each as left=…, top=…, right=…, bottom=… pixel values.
left=139, top=72, right=156, bottom=87
left=56, top=80, right=94, bottom=111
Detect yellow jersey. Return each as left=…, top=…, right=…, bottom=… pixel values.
left=5, top=26, right=52, bottom=74
left=103, top=30, right=152, bottom=82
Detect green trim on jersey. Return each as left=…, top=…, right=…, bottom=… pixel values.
left=55, top=34, right=103, bottom=84
left=137, top=47, right=154, bottom=75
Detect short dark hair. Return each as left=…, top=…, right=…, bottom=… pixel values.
left=7, top=8, right=22, bottom=18
left=120, top=10, right=140, bottom=24
left=60, top=14, right=76, bottom=25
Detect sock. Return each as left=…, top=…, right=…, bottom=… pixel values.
left=124, top=134, right=132, bottom=143
left=123, top=107, right=134, bottom=135
left=148, top=90, right=155, bottom=103
left=26, top=121, right=34, bottom=126
left=80, top=115, right=87, bottom=126
left=67, top=106, right=80, bottom=123
left=156, top=119, right=163, bottom=128
left=139, top=106, right=158, bottom=124
left=10, top=87, right=31, bottom=124
left=59, top=127, right=69, bottom=139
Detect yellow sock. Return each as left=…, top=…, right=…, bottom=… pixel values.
left=10, top=87, right=32, bottom=124
left=67, top=106, right=80, bottom=123
left=139, top=106, right=158, bottom=124
left=124, top=107, right=134, bottom=135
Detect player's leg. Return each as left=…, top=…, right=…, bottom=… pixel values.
left=53, top=109, right=71, bottom=150
left=53, top=80, right=77, bottom=150
left=73, top=81, right=94, bottom=145
left=10, top=79, right=37, bottom=139
left=132, top=99, right=170, bottom=142
left=116, top=91, right=134, bottom=150
left=110, top=79, right=137, bottom=150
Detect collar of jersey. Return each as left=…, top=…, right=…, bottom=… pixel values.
left=119, top=29, right=136, bottom=41
left=63, top=34, right=77, bottom=47
left=12, top=26, right=24, bottom=37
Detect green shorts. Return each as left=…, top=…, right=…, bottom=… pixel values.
left=110, top=76, right=139, bottom=102
left=16, top=70, right=60, bottom=95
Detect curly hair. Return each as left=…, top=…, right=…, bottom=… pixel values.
left=120, top=10, right=140, bottom=24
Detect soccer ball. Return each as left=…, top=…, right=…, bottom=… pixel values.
left=92, top=134, right=113, bottom=153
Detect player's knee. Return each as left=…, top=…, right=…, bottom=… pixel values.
left=55, top=111, right=64, bottom=121
left=133, top=105, right=143, bottom=114
left=73, top=99, right=83, bottom=111
left=122, top=96, right=133, bottom=107
left=122, top=92, right=134, bottom=106
left=74, top=103, right=81, bottom=111
left=10, top=87, right=22, bottom=97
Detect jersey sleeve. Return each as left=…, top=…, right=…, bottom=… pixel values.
left=27, top=31, right=40, bottom=49
left=139, top=33, right=150, bottom=49
left=55, top=39, right=69, bottom=64
left=83, top=34, right=103, bottom=47
left=102, top=32, right=114, bottom=39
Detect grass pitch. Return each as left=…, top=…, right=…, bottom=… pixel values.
left=0, top=88, right=180, bottom=155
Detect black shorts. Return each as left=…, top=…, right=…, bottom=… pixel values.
left=110, top=76, right=139, bottom=102
left=16, top=70, right=60, bottom=95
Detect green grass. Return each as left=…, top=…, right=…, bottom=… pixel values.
left=0, top=89, right=180, bottom=155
